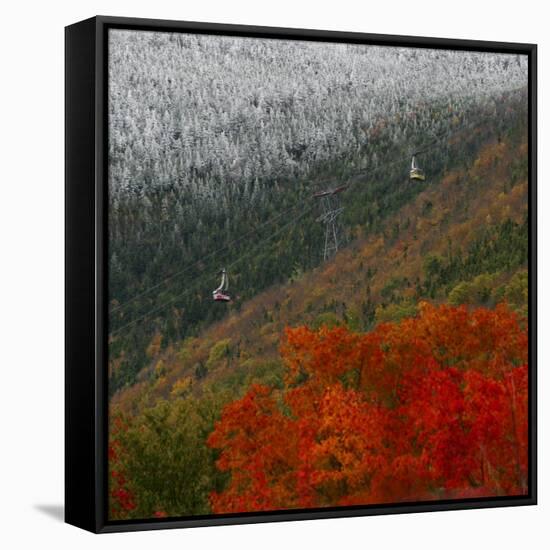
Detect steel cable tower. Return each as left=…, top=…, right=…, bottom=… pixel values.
left=314, top=185, right=347, bottom=260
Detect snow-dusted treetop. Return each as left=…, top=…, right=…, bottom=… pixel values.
left=108, top=29, right=527, bottom=198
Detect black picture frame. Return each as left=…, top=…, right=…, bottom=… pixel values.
left=65, top=15, right=537, bottom=533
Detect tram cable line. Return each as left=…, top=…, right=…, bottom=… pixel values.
left=109, top=203, right=315, bottom=336
left=109, top=108, right=514, bottom=336
left=112, top=110, right=505, bottom=316
left=109, top=197, right=309, bottom=314
left=307, top=111, right=510, bottom=260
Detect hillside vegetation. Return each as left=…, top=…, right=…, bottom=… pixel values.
left=109, top=116, right=528, bottom=519
left=107, top=29, right=528, bottom=393
left=112, top=115, right=527, bottom=413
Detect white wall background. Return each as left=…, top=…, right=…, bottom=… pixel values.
left=0, top=0, right=545, bottom=547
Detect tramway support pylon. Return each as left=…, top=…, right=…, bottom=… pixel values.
left=314, top=185, right=347, bottom=261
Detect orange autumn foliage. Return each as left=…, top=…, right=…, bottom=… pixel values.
left=207, top=303, right=528, bottom=513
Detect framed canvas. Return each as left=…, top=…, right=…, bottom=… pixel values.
left=65, top=15, right=537, bottom=533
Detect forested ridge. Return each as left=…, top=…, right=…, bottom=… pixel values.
left=109, top=122, right=528, bottom=519
left=108, top=29, right=528, bottom=393
left=107, top=31, right=529, bottom=520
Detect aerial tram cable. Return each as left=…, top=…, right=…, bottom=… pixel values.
left=111, top=109, right=507, bottom=316
left=347, top=110, right=505, bottom=191
left=110, top=109, right=514, bottom=335
left=109, top=196, right=310, bottom=314
left=109, top=204, right=315, bottom=336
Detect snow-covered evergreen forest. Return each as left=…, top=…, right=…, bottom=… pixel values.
left=109, top=31, right=527, bottom=200
left=108, top=29, right=528, bottom=392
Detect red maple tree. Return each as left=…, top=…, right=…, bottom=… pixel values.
left=109, top=416, right=138, bottom=518
left=207, top=303, right=528, bottom=513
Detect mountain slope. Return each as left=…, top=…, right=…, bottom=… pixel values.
left=107, top=29, right=528, bottom=394
left=111, top=124, right=528, bottom=415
